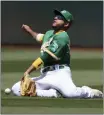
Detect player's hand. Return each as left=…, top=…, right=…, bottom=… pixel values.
left=24, top=72, right=30, bottom=77
left=21, top=72, right=30, bottom=81
left=22, top=24, right=31, bottom=32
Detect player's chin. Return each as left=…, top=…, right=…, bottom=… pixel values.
left=52, top=22, right=57, bottom=27
left=52, top=25, right=57, bottom=30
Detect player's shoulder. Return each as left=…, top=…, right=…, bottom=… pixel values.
left=45, top=30, right=54, bottom=35
left=59, top=31, right=69, bottom=37
left=56, top=31, right=69, bottom=41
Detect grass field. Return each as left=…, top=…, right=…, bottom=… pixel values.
left=1, top=47, right=103, bottom=114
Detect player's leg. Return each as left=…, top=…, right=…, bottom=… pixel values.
left=36, top=88, right=60, bottom=97
left=32, top=75, right=61, bottom=97
left=31, top=66, right=74, bottom=98
left=31, top=75, right=49, bottom=90
left=60, top=85, right=103, bottom=98
left=12, top=81, right=59, bottom=97
left=11, top=76, right=59, bottom=97
left=12, top=81, right=21, bottom=96
left=31, top=66, right=103, bottom=98
left=54, top=66, right=103, bottom=98
left=80, top=86, right=103, bottom=98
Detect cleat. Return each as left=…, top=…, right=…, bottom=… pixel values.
left=91, top=89, right=103, bottom=98
left=82, top=86, right=103, bottom=98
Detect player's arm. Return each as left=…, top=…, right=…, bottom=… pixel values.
left=22, top=24, right=44, bottom=42
left=24, top=57, right=44, bottom=76
left=23, top=40, right=67, bottom=76
left=23, top=50, right=59, bottom=76
left=23, top=46, right=60, bottom=76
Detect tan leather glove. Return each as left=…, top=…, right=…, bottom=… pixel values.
left=20, top=75, right=36, bottom=96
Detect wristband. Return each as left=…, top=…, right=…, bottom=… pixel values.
left=32, top=57, right=43, bottom=69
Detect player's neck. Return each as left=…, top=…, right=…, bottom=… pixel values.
left=55, top=30, right=64, bottom=35
left=54, top=30, right=65, bottom=34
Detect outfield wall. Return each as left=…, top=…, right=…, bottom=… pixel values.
left=1, top=1, right=103, bottom=47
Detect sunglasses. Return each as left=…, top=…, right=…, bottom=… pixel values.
left=55, top=15, right=67, bottom=22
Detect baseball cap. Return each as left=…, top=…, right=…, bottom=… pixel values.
left=53, top=9, right=74, bottom=22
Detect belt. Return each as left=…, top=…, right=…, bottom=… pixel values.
left=41, top=64, right=69, bottom=73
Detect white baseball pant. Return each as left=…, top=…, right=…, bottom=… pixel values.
left=12, top=65, right=95, bottom=98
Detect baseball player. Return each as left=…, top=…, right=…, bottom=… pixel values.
left=12, top=9, right=103, bottom=98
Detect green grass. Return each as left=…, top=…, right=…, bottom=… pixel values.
left=2, top=107, right=103, bottom=114
left=2, top=96, right=103, bottom=108
left=1, top=47, right=103, bottom=114
left=1, top=89, right=103, bottom=114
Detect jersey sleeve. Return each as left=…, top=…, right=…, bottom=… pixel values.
left=36, top=33, right=44, bottom=42
left=40, top=33, right=69, bottom=63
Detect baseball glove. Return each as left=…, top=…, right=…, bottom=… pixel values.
left=20, top=75, right=36, bottom=96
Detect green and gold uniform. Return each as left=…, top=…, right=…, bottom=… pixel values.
left=32, top=9, right=74, bottom=69
left=40, top=30, right=70, bottom=67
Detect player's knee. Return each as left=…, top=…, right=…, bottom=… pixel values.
left=12, top=81, right=21, bottom=96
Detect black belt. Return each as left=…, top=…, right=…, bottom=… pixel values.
left=42, top=64, right=69, bottom=73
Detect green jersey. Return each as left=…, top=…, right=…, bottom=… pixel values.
left=40, top=30, right=70, bottom=67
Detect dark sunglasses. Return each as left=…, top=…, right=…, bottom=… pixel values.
left=55, top=15, right=66, bottom=22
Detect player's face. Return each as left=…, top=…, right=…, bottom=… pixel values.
left=52, top=15, right=65, bottom=29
